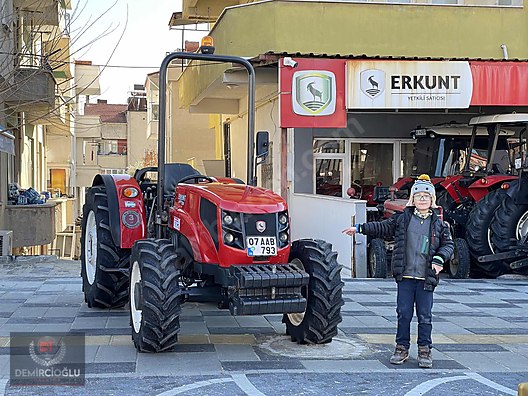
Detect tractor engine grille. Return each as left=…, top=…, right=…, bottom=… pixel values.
left=243, top=213, right=276, bottom=237
left=221, top=210, right=289, bottom=252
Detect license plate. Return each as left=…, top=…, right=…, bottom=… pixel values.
left=414, top=128, right=427, bottom=137
left=246, top=236, right=277, bottom=256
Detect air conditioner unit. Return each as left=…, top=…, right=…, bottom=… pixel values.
left=0, top=230, right=13, bottom=256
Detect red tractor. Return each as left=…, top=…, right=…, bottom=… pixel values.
left=467, top=114, right=528, bottom=277
left=80, top=48, right=343, bottom=352
left=367, top=122, right=515, bottom=280
left=436, top=117, right=517, bottom=249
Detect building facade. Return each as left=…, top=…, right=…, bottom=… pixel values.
left=145, top=69, right=219, bottom=176
left=171, top=0, right=528, bottom=275
left=1, top=0, right=74, bottom=252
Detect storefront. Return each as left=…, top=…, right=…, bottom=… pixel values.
left=278, top=57, right=528, bottom=274
left=281, top=58, right=528, bottom=196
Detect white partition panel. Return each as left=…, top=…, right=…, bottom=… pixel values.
left=289, top=193, right=368, bottom=279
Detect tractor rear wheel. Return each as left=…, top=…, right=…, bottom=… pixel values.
left=81, top=185, right=130, bottom=308
left=449, top=238, right=471, bottom=279
left=490, top=196, right=528, bottom=275
left=283, top=239, right=344, bottom=344
left=367, top=238, right=387, bottom=278
left=130, top=239, right=183, bottom=353
left=465, top=189, right=506, bottom=258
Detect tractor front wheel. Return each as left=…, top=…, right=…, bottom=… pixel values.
left=449, top=238, right=471, bottom=279
left=130, top=239, right=183, bottom=353
left=283, top=239, right=344, bottom=344
left=367, top=238, right=388, bottom=278
left=81, top=185, right=130, bottom=308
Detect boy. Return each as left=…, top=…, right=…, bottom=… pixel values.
left=343, top=174, right=454, bottom=368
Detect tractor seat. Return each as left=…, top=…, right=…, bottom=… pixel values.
left=164, top=163, right=200, bottom=196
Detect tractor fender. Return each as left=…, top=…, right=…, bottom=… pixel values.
left=91, top=174, right=146, bottom=249
left=168, top=207, right=215, bottom=263
left=499, top=177, right=528, bottom=203
left=468, top=175, right=518, bottom=202
left=439, top=175, right=469, bottom=204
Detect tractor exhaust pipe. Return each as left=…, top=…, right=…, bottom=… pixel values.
left=156, top=51, right=257, bottom=238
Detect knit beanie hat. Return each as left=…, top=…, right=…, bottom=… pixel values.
left=406, top=174, right=438, bottom=208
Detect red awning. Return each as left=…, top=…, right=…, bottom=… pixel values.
left=470, top=61, right=528, bottom=106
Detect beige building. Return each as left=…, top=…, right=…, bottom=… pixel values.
left=145, top=70, right=218, bottom=176
left=1, top=0, right=74, bottom=253
left=74, top=97, right=143, bottom=210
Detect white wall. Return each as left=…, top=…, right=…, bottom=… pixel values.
left=289, top=193, right=368, bottom=279
left=46, top=134, right=71, bottom=165
left=75, top=116, right=100, bottom=138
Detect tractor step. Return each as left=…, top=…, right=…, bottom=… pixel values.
left=230, top=264, right=309, bottom=289
left=229, top=295, right=306, bottom=316
left=479, top=249, right=528, bottom=262
left=510, top=257, right=528, bottom=270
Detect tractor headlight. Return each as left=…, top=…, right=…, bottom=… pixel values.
left=223, top=214, right=233, bottom=225
left=224, top=233, right=234, bottom=244
left=278, top=214, right=288, bottom=225
left=279, top=232, right=289, bottom=243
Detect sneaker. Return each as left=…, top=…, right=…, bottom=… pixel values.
left=390, top=345, right=409, bottom=365
left=418, top=345, right=433, bottom=368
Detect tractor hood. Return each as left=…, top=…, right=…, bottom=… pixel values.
left=188, top=183, right=287, bottom=213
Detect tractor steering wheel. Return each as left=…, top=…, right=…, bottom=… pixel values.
left=177, top=174, right=216, bottom=184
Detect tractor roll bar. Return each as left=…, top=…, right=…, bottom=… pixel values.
left=156, top=52, right=256, bottom=238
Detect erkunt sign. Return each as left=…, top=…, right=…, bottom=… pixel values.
left=347, top=61, right=473, bottom=109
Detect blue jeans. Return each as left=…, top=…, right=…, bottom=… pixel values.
left=395, top=278, right=434, bottom=349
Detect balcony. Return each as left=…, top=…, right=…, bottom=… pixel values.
left=74, top=61, right=101, bottom=96
left=13, top=0, right=65, bottom=27
left=97, top=154, right=127, bottom=169
left=5, top=67, right=56, bottom=114
left=31, top=94, right=68, bottom=126
left=45, top=36, right=72, bottom=79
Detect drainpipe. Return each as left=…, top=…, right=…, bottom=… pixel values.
left=500, top=44, right=509, bottom=60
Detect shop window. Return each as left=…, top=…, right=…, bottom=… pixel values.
left=350, top=143, right=393, bottom=188
left=313, top=140, right=344, bottom=154
left=261, top=142, right=273, bottom=191
left=401, top=143, right=415, bottom=177
left=315, top=158, right=343, bottom=196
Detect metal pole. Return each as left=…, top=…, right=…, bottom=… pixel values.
left=156, top=52, right=256, bottom=238
left=487, top=124, right=501, bottom=174
left=463, top=125, right=478, bottom=172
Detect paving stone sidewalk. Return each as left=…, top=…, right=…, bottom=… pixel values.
left=0, top=256, right=527, bottom=393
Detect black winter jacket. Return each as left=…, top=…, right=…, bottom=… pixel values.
left=360, top=207, right=454, bottom=291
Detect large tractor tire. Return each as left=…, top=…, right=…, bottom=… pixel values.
left=448, top=238, right=471, bottom=279
left=367, top=238, right=388, bottom=278
left=489, top=196, right=528, bottom=275
left=81, top=185, right=130, bottom=308
left=130, top=239, right=183, bottom=353
left=283, top=239, right=344, bottom=344
left=465, top=189, right=506, bottom=258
